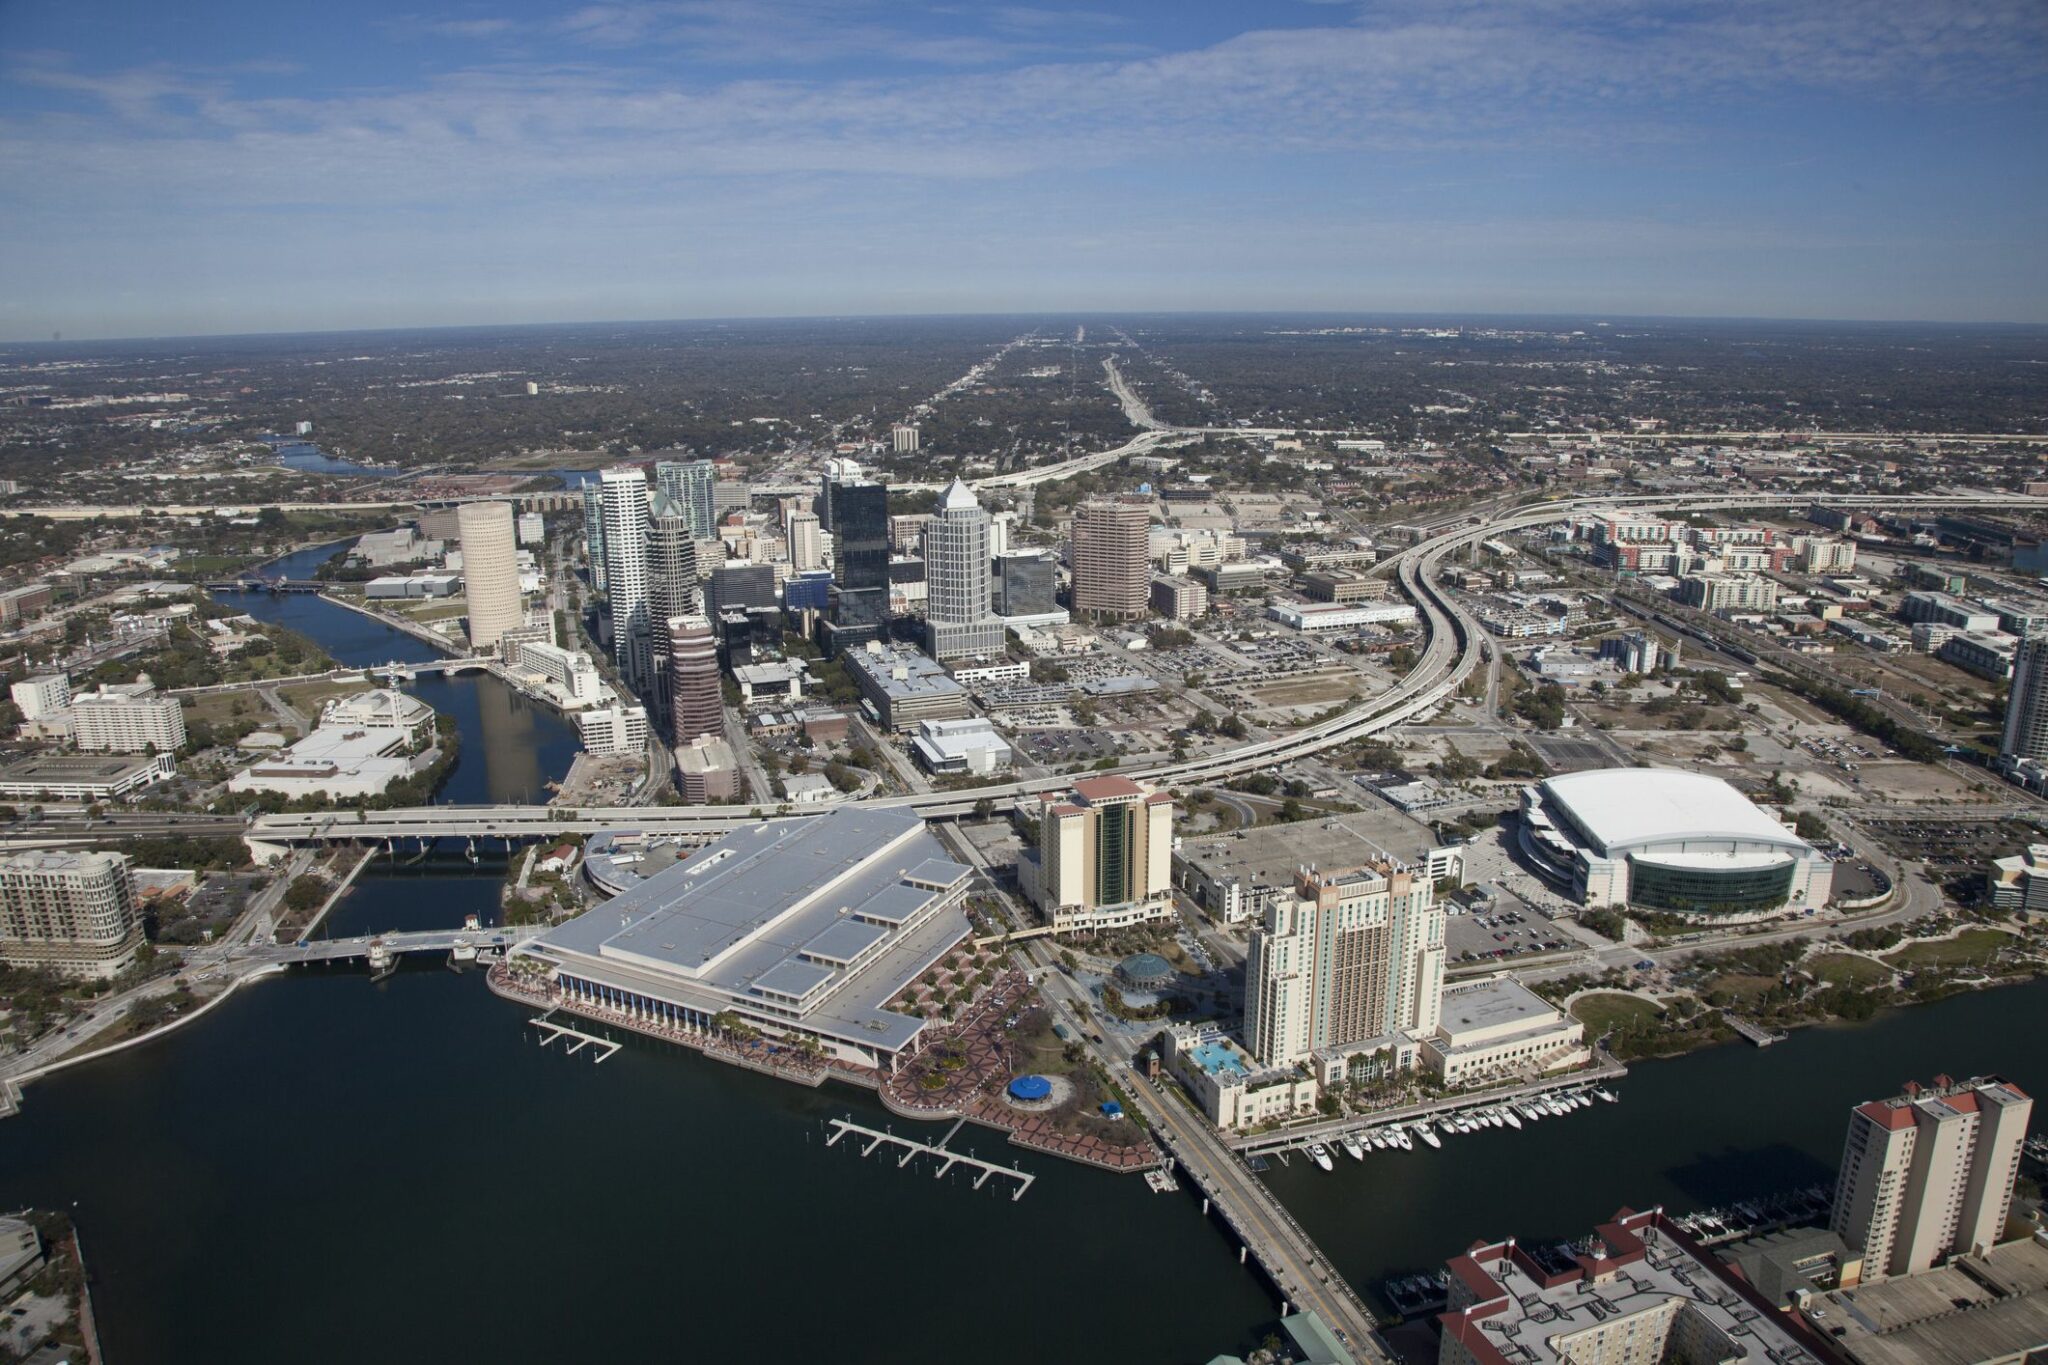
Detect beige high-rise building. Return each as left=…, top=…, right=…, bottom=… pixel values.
left=1069, top=496, right=1151, bottom=623
left=1831, top=1074, right=2033, bottom=1284
left=1245, top=863, right=1444, bottom=1069
left=457, top=501, right=523, bottom=651
left=1029, top=776, right=1173, bottom=933
left=0, top=849, right=142, bottom=979
left=786, top=510, right=824, bottom=573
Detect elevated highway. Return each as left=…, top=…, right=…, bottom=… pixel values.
left=245, top=489, right=2046, bottom=851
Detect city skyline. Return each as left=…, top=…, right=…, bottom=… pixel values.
left=2, top=0, right=2043, bottom=340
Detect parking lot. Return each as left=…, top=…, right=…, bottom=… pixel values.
left=1865, top=817, right=2044, bottom=874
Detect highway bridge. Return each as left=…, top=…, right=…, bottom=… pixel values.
left=241, top=488, right=2045, bottom=854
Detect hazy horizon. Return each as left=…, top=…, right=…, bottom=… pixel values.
left=4, top=0, right=2045, bottom=341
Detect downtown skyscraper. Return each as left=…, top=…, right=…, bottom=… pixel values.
left=598, top=465, right=653, bottom=696
left=655, top=458, right=717, bottom=541
left=922, top=478, right=1004, bottom=661
left=1069, top=495, right=1152, bottom=623
left=820, top=463, right=888, bottom=655
left=646, top=490, right=699, bottom=724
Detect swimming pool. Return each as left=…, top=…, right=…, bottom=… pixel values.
left=1188, top=1040, right=1249, bottom=1078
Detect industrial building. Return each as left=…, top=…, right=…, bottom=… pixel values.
left=520, top=806, right=972, bottom=1069
left=1519, top=768, right=1833, bottom=920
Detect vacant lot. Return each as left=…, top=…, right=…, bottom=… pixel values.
left=1246, top=672, right=1361, bottom=708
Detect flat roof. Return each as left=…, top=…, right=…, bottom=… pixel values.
left=1806, top=1236, right=2048, bottom=1365
left=1437, top=978, right=1559, bottom=1038
left=1177, top=808, right=1437, bottom=891
left=534, top=807, right=971, bottom=1053
left=1540, top=768, right=1808, bottom=855
left=0, top=753, right=161, bottom=779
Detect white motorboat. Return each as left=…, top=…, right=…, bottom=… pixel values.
left=1519, top=1103, right=1543, bottom=1122
left=1596, top=1087, right=1619, bottom=1104
left=1309, top=1143, right=1335, bottom=1172
left=1485, top=1110, right=1505, bottom=1129
left=1502, top=1107, right=1524, bottom=1131
left=1390, top=1127, right=1413, bottom=1151
left=1340, top=1134, right=1366, bottom=1162
left=1370, top=1130, right=1389, bottom=1150
left=1417, top=1123, right=1443, bottom=1149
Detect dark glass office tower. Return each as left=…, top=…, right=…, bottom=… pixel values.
left=823, top=477, right=889, bottom=654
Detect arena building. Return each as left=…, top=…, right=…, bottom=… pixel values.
left=1519, top=768, right=1832, bottom=921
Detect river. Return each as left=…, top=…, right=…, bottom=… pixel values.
left=0, top=541, right=2039, bottom=1360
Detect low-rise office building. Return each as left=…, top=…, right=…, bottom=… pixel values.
left=511, top=641, right=604, bottom=706
left=0, top=848, right=143, bottom=978
left=1987, top=844, right=2048, bottom=911
left=910, top=717, right=1013, bottom=776
left=1265, top=601, right=1418, bottom=632
left=577, top=704, right=650, bottom=756
left=675, top=735, right=740, bottom=803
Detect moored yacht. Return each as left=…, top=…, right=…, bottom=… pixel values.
left=1308, top=1143, right=1335, bottom=1172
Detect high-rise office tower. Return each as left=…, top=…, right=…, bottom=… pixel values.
left=456, top=501, right=522, bottom=651
left=994, top=552, right=1058, bottom=619
left=922, top=478, right=1005, bottom=661
left=1831, top=1074, right=2033, bottom=1284
left=786, top=510, right=824, bottom=573
left=646, top=492, right=699, bottom=721
left=0, top=849, right=142, bottom=979
left=1030, top=777, right=1175, bottom=934
left=1244, top=863, right=1444, bottom=1069
left=581, top=482, right=607, bottom=592
left=822, top=471, right=888, bottom=654
left=598, top=465, right=653, bottom=695
left=1069, top=496, right=1151, bottom=623
left=2002, top=632, right=2048, bottom=764
left=656, top=458, right=717, bottom=541
left=666, top=613, right=723, bottom=745
left=818, top=457, right=865, bottom=534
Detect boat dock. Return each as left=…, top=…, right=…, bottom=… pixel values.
left=530, top=1014, right=623, bottom=1062
left=1724, top=1015, right=1787, bottom=1047
left=824, top=1115, right=1035, bottom=1200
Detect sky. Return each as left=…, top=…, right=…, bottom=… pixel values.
left=2, top=0, right=2046, bottom=340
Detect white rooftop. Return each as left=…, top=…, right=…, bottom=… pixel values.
left=1540, top=768, right=1806, bottom=855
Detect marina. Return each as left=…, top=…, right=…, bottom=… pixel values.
left=1247, top=1078, right=1621, bottom=1169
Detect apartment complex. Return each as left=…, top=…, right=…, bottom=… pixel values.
left=2001, top=633, right=2048, bottom=768
left=1243, top=862, right=1445, bottom=1069
left=70, top=680, right=186, bottom=754
left=1024, top=776, right=1174, bottom=933
left=1830, top=1074, right=2033, bottom=1284
left=456, top=501, right=523, bottom=651
left=0, top=848, right=143, bottom=978
left=1069, top=496, right=1151, bottom=623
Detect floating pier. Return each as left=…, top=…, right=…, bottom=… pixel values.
left=824, top=1116, right=1035, bottom=1200
left=530, top=1014, right=623, bottom=1063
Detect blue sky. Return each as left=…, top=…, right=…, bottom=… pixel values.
left=2, top=0, right=2045, bottom=339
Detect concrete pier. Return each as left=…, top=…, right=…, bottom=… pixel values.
left=824, top=1115, right=1035, bottom=1201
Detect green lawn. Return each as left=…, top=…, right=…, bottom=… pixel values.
left=1810, top=954, right=1893, bottom=988
left=1570, top=992, right=1663, bottom=1033
left=1701, top=972, right=1781, bottom=1007
left=1884, top=928, right=2016, bottom=971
